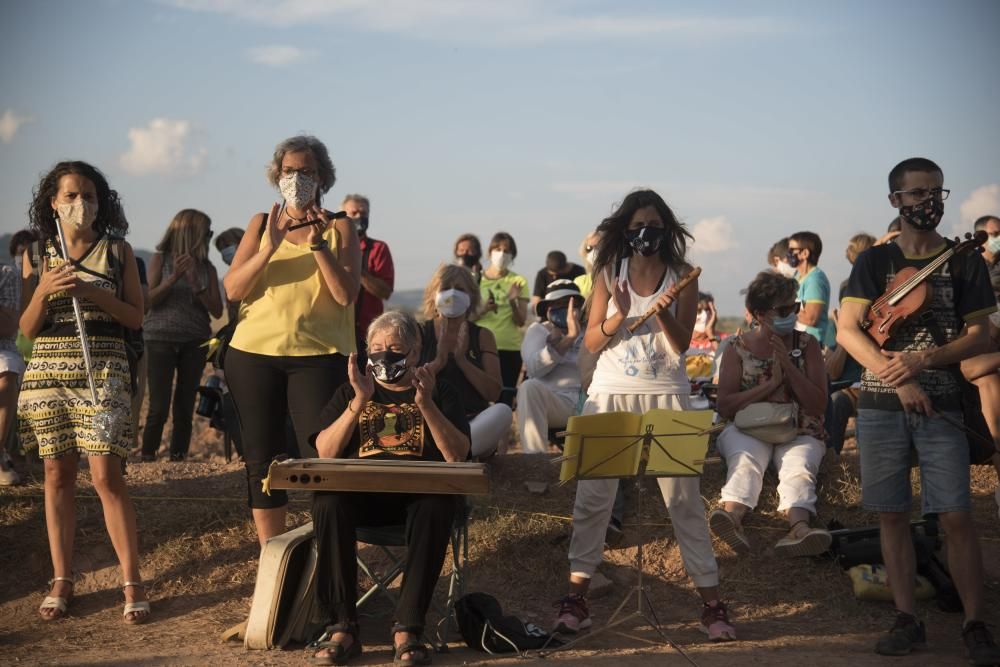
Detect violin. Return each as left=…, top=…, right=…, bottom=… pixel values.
left=861, top=231, right=987, bottom=348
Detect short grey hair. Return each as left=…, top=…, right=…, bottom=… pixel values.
left=366, top=310, right=422, bottom=350
left=266, top=135, right=337, bottom=194
left=342, top=193, right=371, bottom=210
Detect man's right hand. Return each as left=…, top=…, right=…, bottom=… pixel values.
left=896, top=381, right=934, bottom=415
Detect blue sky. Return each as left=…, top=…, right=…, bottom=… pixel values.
left=2, top=0, right=999, bottom=315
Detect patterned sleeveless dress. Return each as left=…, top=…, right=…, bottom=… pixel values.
left=18, top=235, right=133, bottom=458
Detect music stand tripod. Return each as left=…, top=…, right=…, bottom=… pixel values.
left=543, top=423, right=707, bottom=666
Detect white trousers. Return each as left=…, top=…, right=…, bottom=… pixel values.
left=716, top=425, right=826, bottom=514
left=516, top=378, right=577, bottom=454
left=568, top=393, right=719, bottom=589
left=470, top=403, right=513, bottom=458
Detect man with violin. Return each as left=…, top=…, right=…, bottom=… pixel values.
left=838, top=157, right=999, bottom=664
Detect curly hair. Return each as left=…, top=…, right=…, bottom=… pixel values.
left=593, top=189, right=692, bottom=277
left=744, top=271, right=799, bottom=317
left=28, top=161, right=128, bottom=241
left=454, top=233, right=482, bottom=259
left=421, top=263, right=481, bottom=320
left=265, top=135, right=336, bottom=200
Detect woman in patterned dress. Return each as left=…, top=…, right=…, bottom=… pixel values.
left=18, top=161, right=149, bottom=624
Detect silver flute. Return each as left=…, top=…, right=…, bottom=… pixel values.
left=55, top=223, right=99, bottom=405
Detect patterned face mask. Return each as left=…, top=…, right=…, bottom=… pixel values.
left=368, top=351, right=409, bottom=383
left=624, top=226, right=664, bottom=257
left=899, top=197, right=944, bottom=232
left=56, top=200, right=98, bottom=230
left=278, top=172, right=318, bottom=210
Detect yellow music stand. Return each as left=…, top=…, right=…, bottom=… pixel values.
left=545, top=409, right=719, bottom=665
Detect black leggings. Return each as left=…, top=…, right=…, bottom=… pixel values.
left=497, top=350, right=522, bottom=406
left=225, top=347, right=348, bottom=509
left=312, top=491, right=455, bottom=634
left=142, top=340, right=207, bottom=460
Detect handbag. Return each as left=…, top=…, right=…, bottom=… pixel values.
left=734, top=401, right=799, bottom=444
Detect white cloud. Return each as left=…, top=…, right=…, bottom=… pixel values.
left=168, top=1, right=789, bottom=43
left=246, top=44, right=314, bottom=67
left=689, top=216, right=735, bottom=254
left=119, top=118, right=207, bottom=176
left=960, top=184, right=1000, bottom=228
left=0, top=109, right=34, bottom=143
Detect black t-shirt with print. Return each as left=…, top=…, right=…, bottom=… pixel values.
left=310, top=379, right=471, bottom=461
left=842, top=241, right=997, bottom=411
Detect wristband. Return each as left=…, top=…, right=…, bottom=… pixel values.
left=600, top=319, right=616, bottom=337
left=310, top=239, right=329, bottom=252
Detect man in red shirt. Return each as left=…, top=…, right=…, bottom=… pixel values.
left=343, top=194, right=394, bottom=367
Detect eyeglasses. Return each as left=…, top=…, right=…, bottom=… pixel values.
left=891, top=187, right=950, bottom=202
left=770, top=302, right=801, bottom=318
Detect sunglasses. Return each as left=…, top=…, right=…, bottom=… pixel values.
left=771, top=302, right=801, bottom=318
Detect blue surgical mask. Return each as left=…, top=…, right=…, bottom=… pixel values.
left=548, top=307, right=569, bottom=331
left=770, top=312, right=798, bottom=335
left=220, top=245, right=237, bottom=265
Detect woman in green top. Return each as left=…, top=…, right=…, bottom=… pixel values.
left=475, top=232, right=528, bottom=406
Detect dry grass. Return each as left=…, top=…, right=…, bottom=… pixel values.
left=3, top=428, right=1000, bottom=665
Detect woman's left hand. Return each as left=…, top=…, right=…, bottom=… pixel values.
left=413, top=364, right=437, bottom=411
left=306, top=205, right=331, bottom=246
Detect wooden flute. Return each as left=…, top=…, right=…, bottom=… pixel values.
left=625, top=266, right=702, bottom=334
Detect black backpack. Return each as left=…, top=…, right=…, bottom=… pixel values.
left=455, top=593, right=561, bottom=654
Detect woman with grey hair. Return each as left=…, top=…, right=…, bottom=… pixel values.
left=223, top=135, right=361, bottom=547
left=309, top=310, right=470, bottom=666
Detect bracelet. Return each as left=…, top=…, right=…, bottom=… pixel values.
left=599, top=319, right=616, bottom=337
left=310, top=239, right=329, bottom=252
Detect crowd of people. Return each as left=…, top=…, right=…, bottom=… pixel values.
left=2, top=141, right=1000, bottom=665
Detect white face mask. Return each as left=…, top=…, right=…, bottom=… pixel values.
left=776, top=260, right=798, bottom=278
left=56, top=200, right=98, bottom=230
left=694, top=310, right=709, bottom=333
left=491, top=249, right=512, bottom=271
left=987, top=235, right=1000, bottom=255
left=278, top=173, right=318, bottom=210
left=435, top=288, right=471, bottom=319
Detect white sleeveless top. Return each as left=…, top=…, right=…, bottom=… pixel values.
left=589, top=258, right=689, bottom=396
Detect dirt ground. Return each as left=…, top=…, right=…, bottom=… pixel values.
left=3, top=412, right=1000, bottom=666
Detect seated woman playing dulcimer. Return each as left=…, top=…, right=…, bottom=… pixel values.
left=309, top=310, right=471, bottom=666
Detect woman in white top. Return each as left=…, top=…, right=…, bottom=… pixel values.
left=552, top=189, right=736, bottom=642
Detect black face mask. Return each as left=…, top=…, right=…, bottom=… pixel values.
left=352, top=216, right=370, bottom=236
left=548, top=307, right=569, bottom=331
left=899, top=198, right=944, bottom=232
left=368, top=350, right=408, bottom=383
left=457, top=254, right=479, bottom=268
left=624, top=226, right=664, bottom=257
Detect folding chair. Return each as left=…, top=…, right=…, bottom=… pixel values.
left=355, top=496, right=470, bottom=651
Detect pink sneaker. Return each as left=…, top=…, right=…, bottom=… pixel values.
left=700, top=600, right=736, bottom=642
left=553, top=594, right=592, bottom=634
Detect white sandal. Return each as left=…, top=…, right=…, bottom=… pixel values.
left=122, top=581, right=151, bottom=625
left=39, top=576, right=74, bottom=621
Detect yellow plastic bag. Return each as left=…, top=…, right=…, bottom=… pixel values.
left=848, top=564, right=935, bottom=601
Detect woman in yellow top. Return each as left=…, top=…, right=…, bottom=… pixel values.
left=475, top=232, right=528, bottom=406
left=223, top=135, right=361, bottom=546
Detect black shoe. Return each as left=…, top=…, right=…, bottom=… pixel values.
left=874, top=612, right=926, bottom=656
left=604, top=517, right=624, bottom=547
left=962, top=620, right=1000, bottom=666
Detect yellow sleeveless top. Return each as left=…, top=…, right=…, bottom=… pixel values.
left=229, top=226, right=356, bottom=357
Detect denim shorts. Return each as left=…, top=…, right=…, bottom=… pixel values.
left=856, top=408, right=970, bottom=515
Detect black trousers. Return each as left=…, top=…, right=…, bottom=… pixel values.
left=312, top=491, right=455, bottom=634
left=142, top=340, right=207, bottom=460
left=497, top=350, right=522, bottom=407
left=225, top=347, right=348, bottom=508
